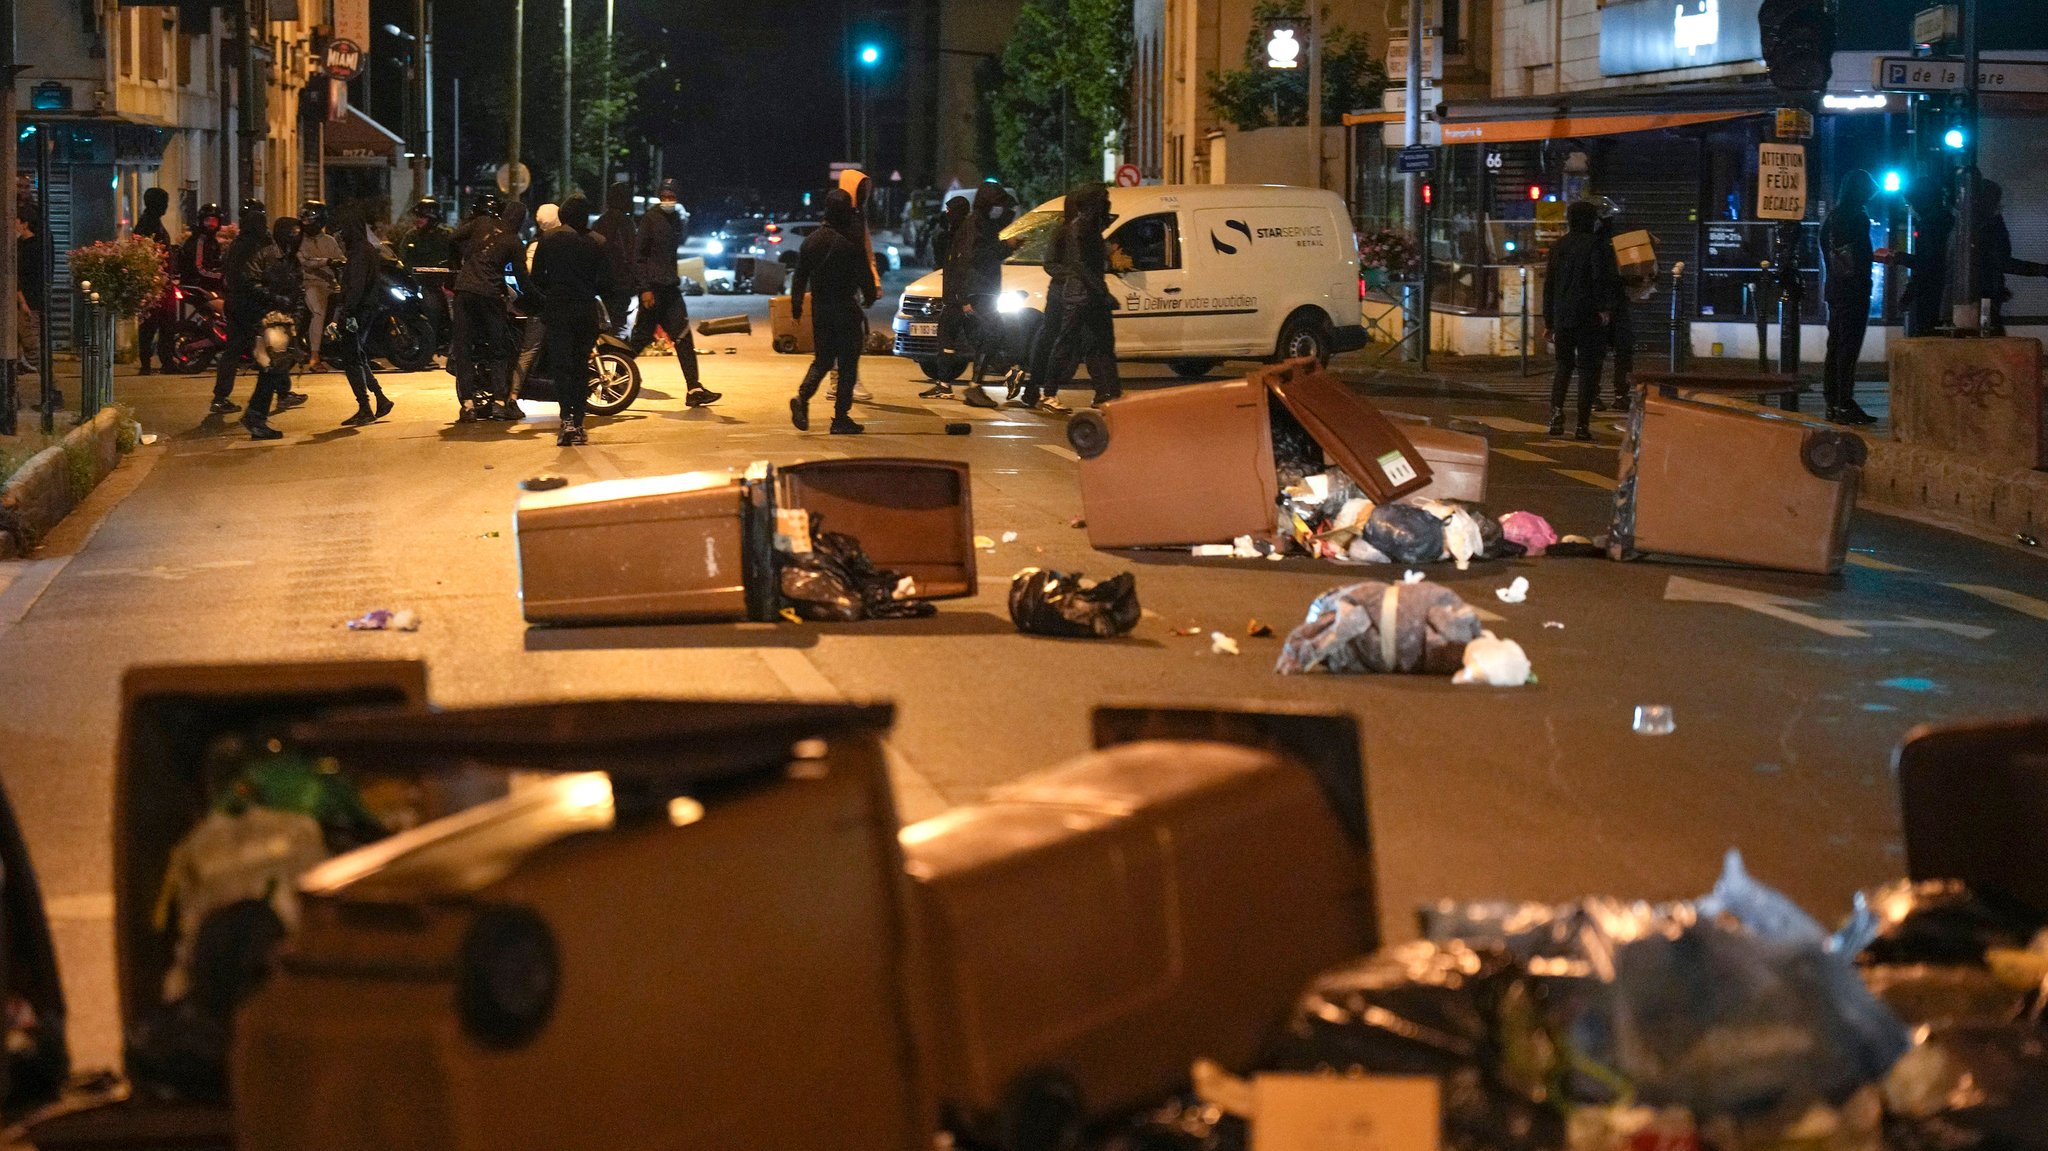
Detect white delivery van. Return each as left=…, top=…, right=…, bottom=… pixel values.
left=892, top=184, right=1367, bottom=382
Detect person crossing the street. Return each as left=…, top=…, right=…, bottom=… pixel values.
left=237, top=215, right=307, bottom=441
left=1542, top=199, right=1620, bottom=441
left=333, top=204, right=396, bottom=427
left=926, top=184, right=1015, bottom=406
left=211, top=200, right=301, bottom=417
left=532, top=195, right=617, bottom=447
left=629, top=179, right=719, bottom=408
left=446, top=192, right=524, bottom=421
left=1032, top=182, right=1122, bottom=413
left=789, top=188, right=878, bottom=436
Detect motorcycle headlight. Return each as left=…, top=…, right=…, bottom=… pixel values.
left=457, top=906, right=559, bottom=1049
left=705, top=238, right=724, bottom=256
left=996, top=290, right=1029, bottom=315
left=388, top=285, right=414, bottom=302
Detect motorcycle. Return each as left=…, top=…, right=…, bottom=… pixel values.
left=166, top=265, right=437, bottom=375
left=504, top=313, right=642, bottom=416
left=164, top=281, right=227, bottom=373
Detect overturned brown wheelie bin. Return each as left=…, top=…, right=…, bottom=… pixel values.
left=1065, top=358, right=1488, bottom=549
left=227, top=697, right=1378, bottom=1151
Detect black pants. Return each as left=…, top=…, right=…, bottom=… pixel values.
left=544, top=309, right=599, bottom=427
left=1550, top=324, right=1605, bottom=427
left=797, top=305, right=863, bottom=422
left=628, top=284, right=701, bottom=390
left=1042, top=280, right=1119, bottom=403
left=249, top=368, right=288, bottom=419
left=602, top=294, right=632, bottom=339
left=1823, top=297, right=1869, bottom=411
left=137, top=306, right=176, bottom=372
left=336, top=313, right=386, bottom=409
left=449, top=291, right=513, bottom=402
left=212, top=312, right=259, bottom=400
left=1903, top=284, right=1946, bottom=338
left=512, top=315, right=546, bottom=398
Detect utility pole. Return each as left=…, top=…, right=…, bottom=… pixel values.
left=1403, top=0, right=1423, bottom=223
left=561, top=0, right=573, bottom=199
left=1953, top=0, right=1983, bottom=330
left=599, top=0, right=614, bottom=188
left=1, top=0, right=19, bottom=435
left=510, top=0, right=523, bottom=199
left=1306, top=3, right=1323, bottom=188
left=236, top=0, right=259, bottom=200
left=410, top=0, right=430, bottom=204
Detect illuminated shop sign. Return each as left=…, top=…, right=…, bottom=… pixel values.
left=1600, top=0, right=1767, bottom=77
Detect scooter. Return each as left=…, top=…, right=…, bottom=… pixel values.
left=507, top=313, right=643, bottom=416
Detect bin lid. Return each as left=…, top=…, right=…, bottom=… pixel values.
left=1253, top=360, right=1433, bottom=502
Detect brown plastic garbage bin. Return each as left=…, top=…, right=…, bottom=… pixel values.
left=1381, top=413, right=1490, bottom=503
left=515, top=459, right=977, bottom=625
left=769, top=294, right=814, bottom=355
left=1896, top=716, right=2048, bottom=917
left=1068, top=358, right=1434, bottom=549
left=1610, top=382, right=1865, bottom=574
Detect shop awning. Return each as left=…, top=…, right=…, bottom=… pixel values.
left=1346, top=81, right=1780, bottom=139
left=323, top=107, right=404, bottom=165
left=1434, top=109, right=1754, bottom=143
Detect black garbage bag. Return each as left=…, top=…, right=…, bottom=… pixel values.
left=780, top=527, right=938, bottom=622
left=1883, top=1023, right=2048, bottom=1151
left=1275, top=580, right=1485, bottom=675
left=1365, top=503, right=1447, bottom=565
left=1102, top=1097, right=1247, bottom=1151
left=1858, top=879, right=2048, bottom=968
left=1008, top=568, right=1141, bottom=638
left=1449, top=501, right=1526, bottom=561
left=127, top=899, right=287, bottom=1104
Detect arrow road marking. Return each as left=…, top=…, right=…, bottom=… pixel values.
left=1663, top=575, right=1993, bottom=640
left=1945, top=583, right=2048, bottom=622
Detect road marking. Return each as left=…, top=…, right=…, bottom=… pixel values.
left=1945, top=583, right=2048, bottom=621
left=758, top=648, right=948, bottom=821
left=1665, top=574, right=1993, bottom=639
left=1846, top=554, right=1918, bottom=572
left=1493, top=448, right=1557, bottom=463
left=1038, top=443, right=1081, bottom=462
left=584, top=448, right=630, bottom=481
left=1554, top=469, right=1617, bottom=490
left=76, top=559, right=256, bottom=582
left=1465, top=415, right=1552, bottom=434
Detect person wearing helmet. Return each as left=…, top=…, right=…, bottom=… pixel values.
left=211, top=200, right=300, bottom=415
left=238, top=216, right=307, bottom=440
left=132, top=187, right=178, bottom=374
left=298, top=200, right=344, bottom=370
left=446, top=192, right=525, bottom=420
left=1819, top=170, right=1887, bottom=426
left=402, top=197, right=454, bottom=270
left=177, top=202, right=226, bottom=293
left=628, top=178, right=720, bottom=407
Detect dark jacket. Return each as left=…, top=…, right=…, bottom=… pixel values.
left=402, top=222, right=454, bottom=270
left=592, top=207, right=639, bottom=297
left=943, top=189, right=1012, bottom=304
left=134, top=209, right=171, bottom=248
left=791, top=221, right=879, bottom=321
left=533, top=227, right=615, bottom=322
left=1896, top=207, right=1954, bottom=310
left=450, top=215, right=519, bottom=297
left=17, top=230, right=43, bottom=305
left=340, top=228, right=381, bottom=319
left=1978, top=212, right=2048, bottom=305
left=1821, top=204, right=1875, bottom=305
left=1045, top=213, right=1111, bottom=305
left=1543, top=228, right=1621, bottom=331
left=177, top=231, right=222, bottom=285
left=633, top=205, right=682, bottom=289
left=222, top=230, right=275, bottom=321
left=247, top=246, right=303, bottom=314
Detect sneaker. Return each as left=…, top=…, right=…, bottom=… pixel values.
left=919, top=383, right=955, bottom=399
left=457, top=404, right=478, bottom=423
left=790, top=396, right=810, bottom=432
left=1546, top=411, right=1565, bottom=437
left=209, top=398, right=242, bottom=415
left=686, top=387, right=722, bottom=407
left=274, top=391, right=309, bottom=410
left=240, top=416, right=282, bottom=441
left=569, top=425, right=588, bottom=445
left=556, top=427, right=577, bottom=447
left=960, top=386, right=999, bottom=410
left=1003, top=367, right=1026, bottom=400
left=1573, top=424, right=1594, bottom=442
left=340, top=408, right=377, bottom=427
left=492, top=400, right=524, bottom=421
left=373, top=393, right=395, bottom=419
left=1839, top=400, right=1878, bottom=426
left=829, top=416, right=865, bottom=435
left=1090, top=390, right=1123, bottom=408
left=1036, top=397, right=1070, bottom=415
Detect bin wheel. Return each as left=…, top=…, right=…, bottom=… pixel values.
left=1801, top=430, right=1867, bottom=480
left=773, top=334, right=799, bottom=354
left=1066, top=409, right=1110, bottom=459
left=995, top=1070, right=1085, bottom=1151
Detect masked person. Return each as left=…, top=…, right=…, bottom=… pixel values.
left=509, top=202, right=563, bottom=408
left=132, top=188, right=178, bottom=375
left=1032, top=182, right=1121, bottom=413
left=1592, top=203, right=1636, bottom=411
left=789, top=189, right=879, bottom=435
left=298, top=200, right=344, bottom=370
left=927, top=185, right=1015, bottom=405
left=928, top=195, right=968, bottom=275
left=532, top=195, right=616, bottom=447
left=333, top=205, right=396, bottom=427
left=400, top=198, right=454, bottom=270
left=447, top=192, right=524, bottom=421
left=1543, top=200, right=1620, bottom=440
left=177, top=202, right=225, bottom=294
left=211, top=200, right=298, bottom=416
left=1975, top=180, right=2048, bottom=336
left=629, top=179, right=719, bottom=407
left=1895, top=180, right=1954, bottom=339
left=833, top=168, right=881, bottom=404
left=238, top=216, right=306, bottom=441
left=1820, top=171, right=1887, bottom=426
left=591, top=183, right=639, bottom=338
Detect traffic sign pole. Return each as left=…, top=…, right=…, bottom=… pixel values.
left=1955, top=0, right=1983, bottom=331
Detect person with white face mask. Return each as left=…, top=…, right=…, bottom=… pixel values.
left=628, top=178, right=719, bottom=408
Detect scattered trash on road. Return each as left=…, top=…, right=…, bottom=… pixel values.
left=1633, top=703, right=1677, bottom=735
left=973, top=535, right=996, bottom=550
left=780, top=532, right=936, bottom=622
left=1209, top=632, right=1241, bottom=656
left=1069, top=516, right=1087, bottom=529
left=1451, top=632, right=1533, bottom=686
left=1276, top=580, right=1485, bottom=675
left=1191, top=543, right=1235, bottom=557
left=140, top=433, right=159, bottom=446
left=344, top=609, right=419, bottom=632
left=1009, top=568, right=1141, bottom=638
left=1000, top=531, right=1019, bottom=544
left=2019, top=532, right=2040, bottom=547
left=1171, top=625, right=1203, bottom=637
left=479, top=531, right=500, bottom=539
left=1402, top=570, right=1425, bottom=584
left=1246, top=620, right=1273, bottom=638
left=1544, top=620, right=1565, bottom=629
left=1495, top=576, right=1529, bottom=604
left=1499, top=511, right=1557, bottom=556
left=778, top=607, right=803, bottom=624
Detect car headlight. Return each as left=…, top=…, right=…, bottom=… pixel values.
left=996, top=290, right=1029, bottom=315
left=705, top=238, right=724, bottom=256
left=457, top=906, right=559, bottom=1049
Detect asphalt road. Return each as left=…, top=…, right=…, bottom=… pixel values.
left=1, top=285, right=2044, bottom=1073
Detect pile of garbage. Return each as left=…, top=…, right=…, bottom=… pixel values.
left=1276, top=577, right=1534, bottom=686
left=777, top=513, right=937, bottom=623
left=1009, top=568, right=1142, bottom=639
left=1108, top=853, right=2048, bottom=1151
left=1274, top=468, right=1561, bottom=571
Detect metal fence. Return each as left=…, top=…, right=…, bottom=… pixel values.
left=71, top=284, right=117, bottom=422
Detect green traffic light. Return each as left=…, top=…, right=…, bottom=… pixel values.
left=859, top=44, right=881, bottom=66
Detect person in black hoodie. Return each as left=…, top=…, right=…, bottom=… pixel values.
left=926, top=184, right=1015, bottom=404
left=591, top=183, right=639, bottom=337
left=176, top=202, right=225, bottom=294
left=1974, top=180, right=2048, bottom=336
left=1896, top=179, right=1955, bottom=339
left=210, top=199, right=281, bottom=416
left=333, top=203, right=396, bottom=427
left=789, top=188, right=879, bottom=435
left=628, top=179, right=718, bottom=407
left=532, top=195, right=615, bottom=446
left=237, top=216, right=305, bottom=440
left=1819, top=170, right=1885, bottom=425
left=132, top=188, right=178, bottom=374
left=1032, top=182, right=1120, bottom=412
left=447, top=192, right=525, bottom=421
left=1542, top=199, right=1620, bottom=440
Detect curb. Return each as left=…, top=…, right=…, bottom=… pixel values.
left=0, top=409, right=136, bottom=559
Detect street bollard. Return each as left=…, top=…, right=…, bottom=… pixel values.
left=1667, top=262, right=1689, bottom=371
left=1519, top=266, right=1530, bottom=377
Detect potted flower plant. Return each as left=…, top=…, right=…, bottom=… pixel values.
left=1356, top=227, right=1421, bottom=289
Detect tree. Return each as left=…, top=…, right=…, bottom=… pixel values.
left=1207, top=0, right=1387, bottom=131
left=992, top=0, right=1134, bottom=206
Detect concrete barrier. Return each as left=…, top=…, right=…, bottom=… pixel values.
left=1890, top=336, right=2045, bottom=470
left=0, top=408, right=136, bottom=558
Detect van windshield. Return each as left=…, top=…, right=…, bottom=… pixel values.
left=1002, top=210, right=1119, bottom=266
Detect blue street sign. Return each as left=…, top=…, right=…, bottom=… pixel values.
left=1396, top=145, right=1438, bottom=173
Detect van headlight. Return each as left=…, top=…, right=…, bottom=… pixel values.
left=705, top=238, right=724, bottom=256
left=457, top=906, right=559, bottom=1049
left=996, top=290, right=1029, bottom=315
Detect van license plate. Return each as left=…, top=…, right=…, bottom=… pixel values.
left=909, top=322, right=939, bottom=338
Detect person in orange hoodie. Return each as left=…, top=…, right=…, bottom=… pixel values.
left=834, top=169, right=881, bottom=403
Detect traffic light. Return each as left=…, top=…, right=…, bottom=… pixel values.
left=1527, top=184, right=1542, bottom=201
left=1422, top=182, right=1434, bottom=206
left=1758, top=0, right=1835, bottom=93
left=858, top=43, right=881, bottom=67
left=1264, top=19, right=1305, bottom=69
left=1943, top=126, right=1967, bottom=151
left=1881, top=169, right=1904, bottom=193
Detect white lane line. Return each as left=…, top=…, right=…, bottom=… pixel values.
left=758, top=648, right=948, bottom=821
left=1465, top=415, right=1551, bottom=434
left=1493, top=448, right=1557, bottom=463
left=1554, top=468, right=1618, bottom=490
left=1038, top=443, right=1081, bottom=462
left=1945, top=583, right=2048, bottom=622
left=1846, top=554, right=1918, bottom=573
